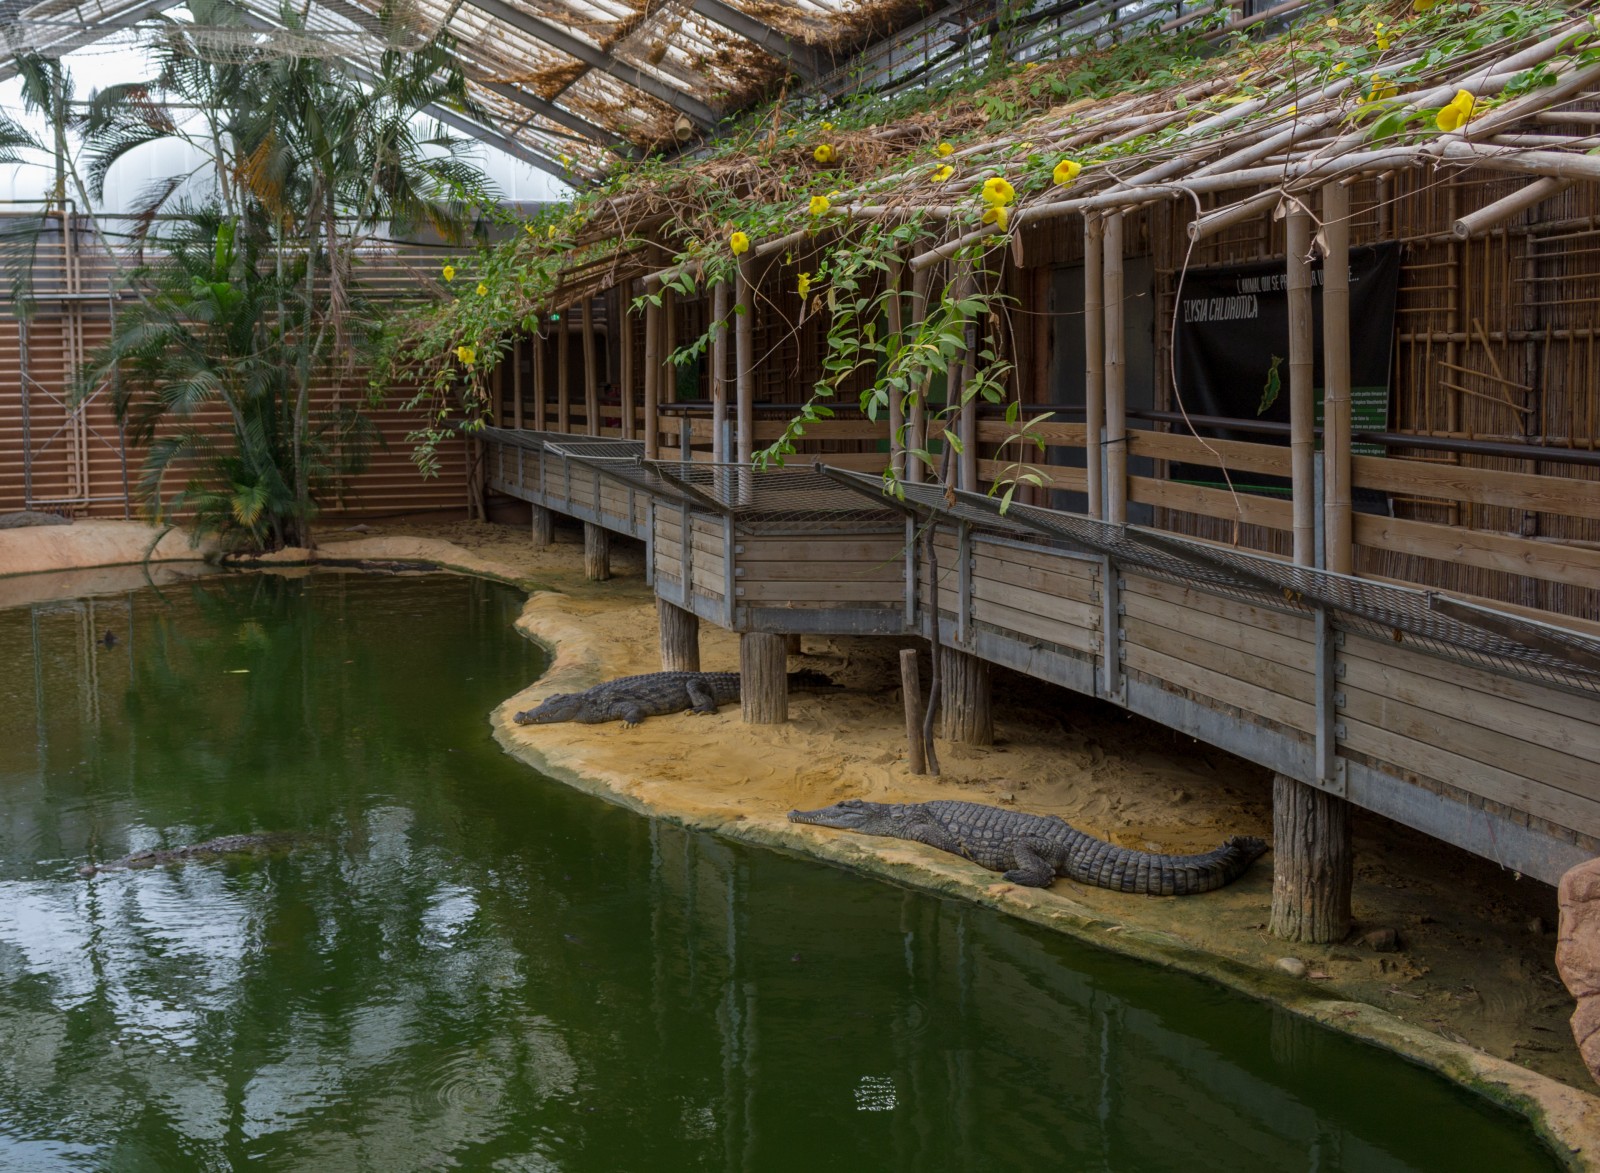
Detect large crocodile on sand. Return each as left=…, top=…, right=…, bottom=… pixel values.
left=788, top=799, right=1268, bottom=895
left=77, top=833, right=296, bottom=877
left=514, top=669, right=831, bottom=728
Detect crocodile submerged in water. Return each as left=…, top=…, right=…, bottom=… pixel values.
left=77, top=833, right=296, bottom=877
left=788, top=799, right=1268, bottom=896
left=514, top=669, right=832, bottom=728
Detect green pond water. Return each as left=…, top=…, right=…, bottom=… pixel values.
left=0, top=570, right=1566, bottom=1172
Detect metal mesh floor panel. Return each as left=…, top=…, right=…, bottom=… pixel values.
left=823, top=467, right=1600, bottom=698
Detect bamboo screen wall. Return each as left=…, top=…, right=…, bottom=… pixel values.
left=0, top=218, right=469, bottom=521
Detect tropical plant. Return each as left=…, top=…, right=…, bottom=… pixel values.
left=70, top=0, right=497, bottom=548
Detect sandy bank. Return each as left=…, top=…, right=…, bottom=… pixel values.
left=0, top=520, right=213, bottom=581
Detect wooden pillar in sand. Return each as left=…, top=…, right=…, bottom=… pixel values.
left=583, top=522, right=611, bottom=581
left=739, top=632, right=787, bottom=724
left=531, top=506, right=554, bottom=548
left=511, top=337, right=524, bottom=429
left=1271, top=186, right=1354, bottom=946
left=1102, top=210, right=1127, bottom=525
left=582, top=296, right=599, bottom=436
left=658, top=599, right=700, bottom=671
left=939, top=646, right=993, bottom=746
left=1084, top=213, right=1105, bottom=518
left=644, top=296, right=661, bottom=459
left=556, top=305, right=571, bottom=434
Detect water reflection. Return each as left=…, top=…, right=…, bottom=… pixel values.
left=0, top=573, right=1561, bottom=1171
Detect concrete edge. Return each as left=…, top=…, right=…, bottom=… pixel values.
left=491, top=588, right=1600, bottom=1171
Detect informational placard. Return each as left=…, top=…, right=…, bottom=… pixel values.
left=1171, top=242, right=1401, bottom=498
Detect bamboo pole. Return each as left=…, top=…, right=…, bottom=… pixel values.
left=556, top=305, right=571, bottom=434
left=736, top=254, right=755, bottom=466
left=711, top=279, right=730, bottom=463
left=581, top=296, right=598, bottom=436
left=644, top=297, right=661, bottom=459
left=953, top=267, right=978, bottom=492
left=1454, top=178, right=1572, bottom=239
left=532, top=330, right=547, bottom=431
left=1103, top=211, right=1127, bottom=525
left=511, top=337, right=523, bottom=429
left=1084, top=213, right=1105, bottom=518
left=1322, top=180, right=1353, bottom=575
left=619, top=288, right=635, bottom=439
left=907, top=265, right=932, bottom=484
left=1287, top=203, right=1315, bottom=567
left=886, top=257, right=906, bottom=478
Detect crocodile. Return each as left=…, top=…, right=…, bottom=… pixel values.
left=788, top=799, right=1268, bottom=896
left=77, top=833, right=296, bottom=877
left=514, top=669, right=832, bottom=728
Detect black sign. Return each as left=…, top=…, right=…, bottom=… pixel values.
left=1171, top=242, right=1401, bottom=499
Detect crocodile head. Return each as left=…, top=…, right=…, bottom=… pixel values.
left=513, top=693, right=587, bottom=725
left=788, top=799, right=904, bottom=832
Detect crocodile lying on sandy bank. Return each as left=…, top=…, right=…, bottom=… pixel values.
left=789, top=799, right=1268, bottom=896
left=77, top=833, right=296, bottom=877
left=514, top=669, right=832, bottom=728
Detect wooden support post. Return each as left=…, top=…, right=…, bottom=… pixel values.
left=886, top=258, right=906, bottom=478
left=532, top=330, right=547, bottom=431
left=900, top=648, right=927, bottom=775
left=644, top=297, right=661, bottom=459
left=1322, top=181, right=1353, bottom=575
left=583, top=522, right=610, bottom=581
left=785, top=633, right=802, bottom=656
left=1287, top=204, right=1316, bottom=567
left=511, top=338, right=524, bottom=429
left=556, top=306, right=571, bottom=434
left=1102, top=211, right=1127, bottom=525
left=1084, top=214, right=1105, bottom=517
left=531, top=505, right=553, bottom=548
left=907, top=265, right=932, bottom=484
left=1269, top=772, right=1352, bottom=943
left=736, top=254, right=755, bottom=466
left=619, top=288, right=635, bottom=439
left=711, top=280, right=729, bottom=463
left=582, top=296, right=599, bottom=436
left=938, top=646, right=993, bottom=746
left=658, top=599, right=700, bottom=671
left=739, top=632, right=787, bottom=724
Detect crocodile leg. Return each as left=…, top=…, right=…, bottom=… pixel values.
left=684, top=680, right=721, bottom=715
left=1002, top=838, right=1058, bottom=887
left=619, top=704, right=649, bottom=727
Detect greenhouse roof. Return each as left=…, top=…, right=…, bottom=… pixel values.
left=0, top=0, right=939, bottom=185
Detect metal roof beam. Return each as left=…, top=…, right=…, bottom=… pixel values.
left=688, top=0, right=822, bottom=81
left=462, top=0, right=719, bottom=127
left=306, top=0, right=634, bottom=152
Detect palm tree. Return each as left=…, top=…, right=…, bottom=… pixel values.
left=75, top=0, right=497, bottom=548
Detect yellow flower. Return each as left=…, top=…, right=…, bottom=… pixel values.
left=729, top=231, right=750, bottom=256
left=441, top=264, right=456, bottom=282
left=1374, top=22, right=1391, bottom=49
left=813, top=143, right=837, bottom=164
left=1052, top=158, right=1082, bottom=186
left=808, top=194, right=831, bottom=216
left=981, top=205, right=1010, bottom=232
left=455, top=345, right=476, bottom=366
left=1368, top=78, right=1398, bottom=102
left=931, top=164, right=955, bottom=183
left=547, top=225, right=556, bottom=239
left=797, top=272, right=811, bottom=296
left=981, top=176, right=1015, bottom=207
left=1436, top=89, right=1476, bottom=132
left=936, top=141, right=954, bottom=157
left=1332, top=62, right=1347, bottom=74
left=1325, top=16, right=1338, bottom=28
left=476, top=283, right=489, bottom=296
left=524, top=223, right=536, bottom=235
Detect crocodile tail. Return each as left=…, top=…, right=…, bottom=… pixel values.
left=1065, top=832, right=1269, bottom=896
left=786, top=669, right=836, bottom=690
